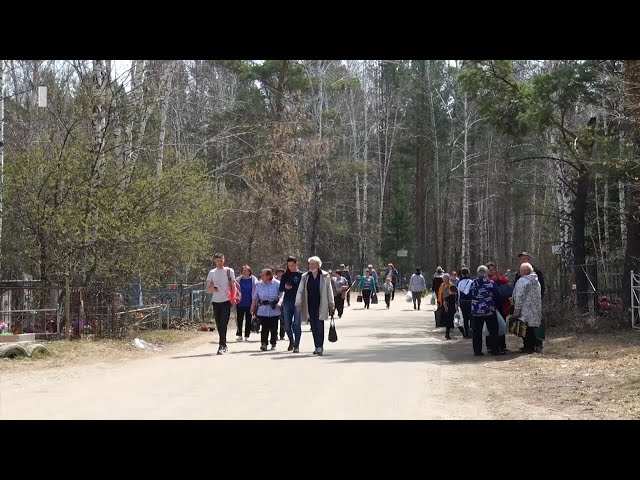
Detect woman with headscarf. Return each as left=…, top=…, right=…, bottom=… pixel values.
left=409, top=268, right=427, bottom=310
left=295, top=256, right=335, bottom=355
left=513, top=262, right=543, bottom=353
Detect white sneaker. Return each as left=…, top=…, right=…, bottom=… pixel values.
left=236, top=336, right=243, bottom=342
left=244, top=337, right=250, bottom=342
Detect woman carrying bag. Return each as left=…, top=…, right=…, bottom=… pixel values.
left=358, top=269, right=378, bottom=309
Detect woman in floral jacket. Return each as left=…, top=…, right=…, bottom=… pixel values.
left=513, top=262, right=543, bottom=353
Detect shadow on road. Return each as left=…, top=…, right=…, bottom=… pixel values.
left=262, top=326, right=530, bottom=365
left=171, top=352, right=216, bottom=359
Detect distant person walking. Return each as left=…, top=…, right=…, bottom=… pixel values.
left=409, top=268, right=427, bottom=310
left=340, top=264, right=353, bottom=306
left=332, top=270, right=349, bottom=318
left=358, top=268, right=377, bottom=309
left=384, top=263, right=399, bottom=300
left=383, top=276, right=394, bottom=309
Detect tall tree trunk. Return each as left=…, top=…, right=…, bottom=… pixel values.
left=362, top=61, right=369, bottom=265
left=156, top=61, right=176, bottom=178
left=85, top=60, right=110, bottom=281
left=574, top=165, right=590, bottom=311
left=0, top=60, right=4, bottom=274
left=623, top=60, right=640, bottom=309
left=426, top=62, right=441, bottom=265
left=460, top=93, right=470, bottom=268
left=415, top=60, right=428, bottom=269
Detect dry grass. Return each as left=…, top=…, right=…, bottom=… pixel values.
left=489, top=331, right=640, bottom=419
left=0, top=329, right=209, bottom=374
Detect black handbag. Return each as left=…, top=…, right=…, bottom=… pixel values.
left=357, top=294, right=363, bottom=302
left=250, top=315, right=260, bottom=333
left=328, top=318, right=338, bottom=342
left=371, top=292, right=379, bottom=304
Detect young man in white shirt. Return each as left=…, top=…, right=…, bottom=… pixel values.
left=206, top=253, right=236, bottom=355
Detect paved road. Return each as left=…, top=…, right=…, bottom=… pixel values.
left=1, top=294, right=502, bottom=419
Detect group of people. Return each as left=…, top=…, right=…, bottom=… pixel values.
left=423, top=251, right=546, bottom=356
left=206, top=253, right=355, bottom=356
left=205, top=250, right=546, bottom=359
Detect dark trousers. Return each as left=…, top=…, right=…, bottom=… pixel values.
left=346, top=289, right=351, bottom=306
left=412, top=291, right=422, bottom=310
left=471, top=314, right=498, bottom=355
left=334, top=296, right=345, bottom=317
left=212, top=301, right=231, bottom=347
left=236, top=305, right=252, bottom=337
left=460, top=301, right=471, bottom=337
left=391, top=285, right=396, bottom=300
left=523, top=324, right=543, bottom=352
left=362, top=289, right=372, bottom=308
left=309, top=308, right=324, bottom=348
left=259, top=316, right=279, bottom=346
left=279, top=314, right=285, bottom=339
left=384, top=293, right=391, bottom=308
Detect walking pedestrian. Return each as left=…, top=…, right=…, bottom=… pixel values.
left=409, top=268, right=427, bottom=310
left=275, top=268, right=286, bottom=340
left=295, top=256, right=335, bottom=355
left=251, top=268, right=283, bottom=352
left=332, top=270, right=349, bottom=318
left=206, top=253, right=236, bottom=355
left=278, top=257, right=303, bottom=352
left=235, top=265, right=258, bottom=342
left=383, top=276, right=394, bottom=309
left=358, top=269, right=377, bottom=309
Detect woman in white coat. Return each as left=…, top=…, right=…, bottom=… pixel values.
left=295, top=256, right=335, bottom=356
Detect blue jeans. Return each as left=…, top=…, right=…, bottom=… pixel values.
left=283, top=302, right=302, bottom=347
left=309, top=308, right=324, bottom=349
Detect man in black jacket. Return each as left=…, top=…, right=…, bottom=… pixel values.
left=514, top=252, right=545, bottom=298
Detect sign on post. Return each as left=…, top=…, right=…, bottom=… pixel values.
left=551, top=244, right=562, bottom=255
left=38, top=86, right=47, bottom=108
left=397, top=249, right=408, bottom=258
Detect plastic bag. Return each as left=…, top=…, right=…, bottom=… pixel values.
left=496, top=310, right=507, bottom=336
left=454, top=309, right=462, bottom=328
left=406, top=291, right=413, bottom=303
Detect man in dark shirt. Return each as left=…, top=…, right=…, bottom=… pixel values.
left=277, top=256, right=304, bottom=353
